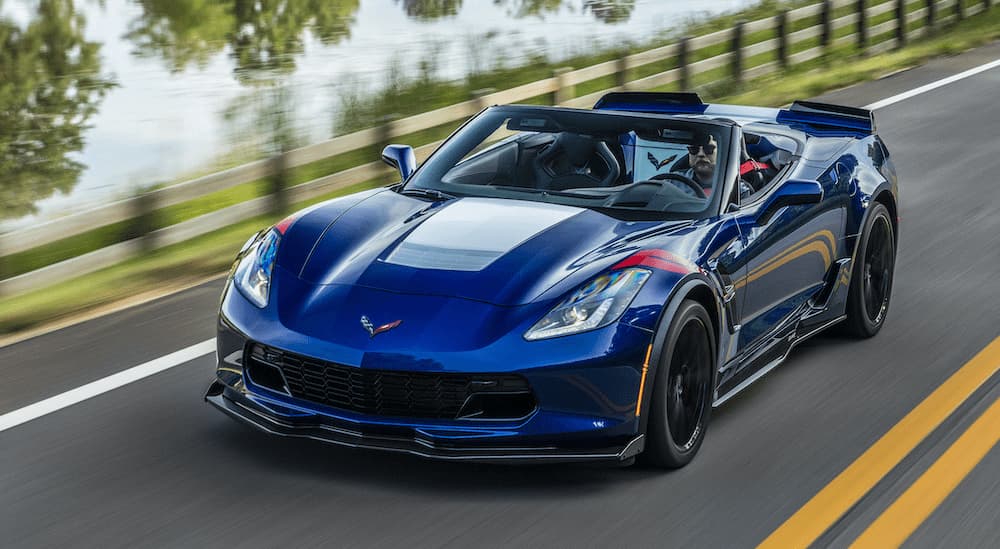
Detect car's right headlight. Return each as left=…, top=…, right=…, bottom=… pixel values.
left=524, top=268, right=650, bottom=341
left=233, top=228, right=280, bottom=308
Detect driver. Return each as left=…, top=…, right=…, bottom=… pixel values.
left=679, top=133, right=717, bottom=196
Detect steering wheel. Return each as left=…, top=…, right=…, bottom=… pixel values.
left=651, top=172, right=707, bottom=199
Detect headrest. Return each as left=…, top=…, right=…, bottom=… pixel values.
left=550, top=132, right=597, bottom=168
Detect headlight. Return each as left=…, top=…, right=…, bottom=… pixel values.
left=524, top=268, right=650, bottom=340
left=233, top=228, right=280, bottom=308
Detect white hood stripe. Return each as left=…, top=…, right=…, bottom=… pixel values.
left=386, top=198, right=581, bottom=271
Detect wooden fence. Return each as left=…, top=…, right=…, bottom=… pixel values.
left=0, top=0, right=992, bottom=296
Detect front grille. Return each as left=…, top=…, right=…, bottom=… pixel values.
left=246, top=344, right=534, bottom=420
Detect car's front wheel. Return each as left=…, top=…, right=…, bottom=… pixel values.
left=641, top=300, right=716, bottom=469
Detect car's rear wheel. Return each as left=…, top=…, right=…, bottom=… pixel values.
left=641, top=300, right=716, bottom=469
left=843, top=203, right=895, bottom=338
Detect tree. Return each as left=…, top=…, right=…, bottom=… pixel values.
left=493, top=0, right=563, bottom=18
left=124, top=0, right=234, bottom=72
left=584, top=0, right=635, bottom=23
left=397, top=0, right=463, bottom=20
left=126, top=0, right=360, bottom=83
left=494, top=0, right=635, bottom=22
left=0, top=0, right=115, bottom=220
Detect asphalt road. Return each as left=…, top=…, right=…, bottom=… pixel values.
left=3, top=43, right=1000, bottom=548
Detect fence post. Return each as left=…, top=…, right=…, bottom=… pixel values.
left=615, top=56, right=631, bottom=91
left=679, top=37, right=691, bottom=90
left=821, top=0, right=833, bottom=51
left=777, top=11, right=789, bottom=68
left=0, top=243, right=6, bottom=294
left=552, top=67, right=573, bottom=105
left=896, top=0, right=907, bottom=47
left=926, top=0, right=936, bottom=28
left=857, top=0, right=868, bottom=50
left=267, top=153, right=289, bottom=216
left=374, top=113, right=398, bottom=183
left=126, top=191, right=159, bottom=253
left=377, top=114, right=397, bottom=154
left=987, top=0, right=993, bottom=11
left=471, top=88, right=494, bottom=112
left=955, top=0, right=965, bottom=20
left=732, top=21, right=745, bottom=84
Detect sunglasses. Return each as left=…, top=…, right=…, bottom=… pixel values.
left=687, top=144, right=716, bottom=155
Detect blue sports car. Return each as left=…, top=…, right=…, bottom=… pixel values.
left=206, top=92, right=898, bottom=468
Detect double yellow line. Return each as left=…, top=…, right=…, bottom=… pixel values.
left=759, top=336, right=1000, bottom=548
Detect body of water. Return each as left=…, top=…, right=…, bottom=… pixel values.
left=1, top=0, right=763, bottom=229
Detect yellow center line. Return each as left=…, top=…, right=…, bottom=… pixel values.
left=850, top=396, right=1000, bottom=548
left=758, top=336, right=1000, bottom=549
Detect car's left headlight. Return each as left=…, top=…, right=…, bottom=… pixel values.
left=524, top=268, right=651, bottom=341
left=233, top=228, right=280, bottom=308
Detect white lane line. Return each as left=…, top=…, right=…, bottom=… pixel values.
left=864, top=58, right=1000, bottom=110
left=0, top=339, right=215, bottom=433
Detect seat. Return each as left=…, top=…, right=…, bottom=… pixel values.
left=739, top=138, right=776, bottom=194
left=534, top=132, right=620, bottom=190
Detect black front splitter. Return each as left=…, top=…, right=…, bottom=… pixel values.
left=206, top=383, right=644, bottom=464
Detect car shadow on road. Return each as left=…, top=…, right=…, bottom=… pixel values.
left=708, top=332, right=859, bottom=427
left=207, top=419, right=670, bottom=498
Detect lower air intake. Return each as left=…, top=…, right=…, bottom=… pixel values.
left=246, top=343, right=535, bottom=420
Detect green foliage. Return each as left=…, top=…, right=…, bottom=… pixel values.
left=126, top=0, right=360, bottom=82
left=397, top=0, right=463, bottom=19
left=0, top=0, right=115, bottom=220
left=492, top=0, right=635, bottom=22
left=583, top=0, right=635, bottom=23
left=223, top=84, right=301, bottom=155
left=493, top=0, right=563, bottom=18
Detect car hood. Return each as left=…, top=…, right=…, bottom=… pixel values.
left=277, top=190, right=689, bottom=307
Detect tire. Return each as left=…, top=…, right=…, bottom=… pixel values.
left=842, top=202, right=896, bottom=338
left=641, top=300, right=716, bottom=469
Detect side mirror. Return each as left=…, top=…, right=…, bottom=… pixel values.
left=757, top=178, right=823, bottom=224
left=382, top=144, right=416, bottom=181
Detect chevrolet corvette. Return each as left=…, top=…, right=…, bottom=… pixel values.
left=206, top=92, right=898, bottom=468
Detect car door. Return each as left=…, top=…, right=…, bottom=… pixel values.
left=731, top=162, right=848, bottom=355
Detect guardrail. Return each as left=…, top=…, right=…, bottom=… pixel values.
left=0, top=0, right=992, bottom=296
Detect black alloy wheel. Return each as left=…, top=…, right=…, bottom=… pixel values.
left=843, top=202, right=896, bottom=338
left=642, top=300, right=716, bottom=468
left=863, top=215, right=893, bottom=325
left=666, top=320, right=712, bottom=450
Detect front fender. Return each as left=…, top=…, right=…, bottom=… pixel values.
left=632, top=275, right=729, bottom=436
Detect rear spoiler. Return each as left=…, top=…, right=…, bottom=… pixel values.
left=779, top=100, right=876, bottom=134
left=593, top=92, right=708, bottom=114
left=593, top=92, right=876, bottom=134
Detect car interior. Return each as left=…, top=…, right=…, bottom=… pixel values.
left=439, top=121, right=800, bottom=214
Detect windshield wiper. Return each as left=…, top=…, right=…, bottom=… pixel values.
left=490, top=185, right=608, bottom=200
left=399, top=187, right=457, bottom=201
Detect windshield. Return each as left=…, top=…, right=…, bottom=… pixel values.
left=403, top=106, right=734, bottom=220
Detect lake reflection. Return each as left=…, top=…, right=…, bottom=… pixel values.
left=126, top=0, right=360, bottom=83
left=0, top=0, right=114, bottom=221
left=0, top=0, right=759, bottom=227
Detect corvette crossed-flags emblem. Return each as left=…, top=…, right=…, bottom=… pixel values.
left=360, top=316, right=402, bottom=338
